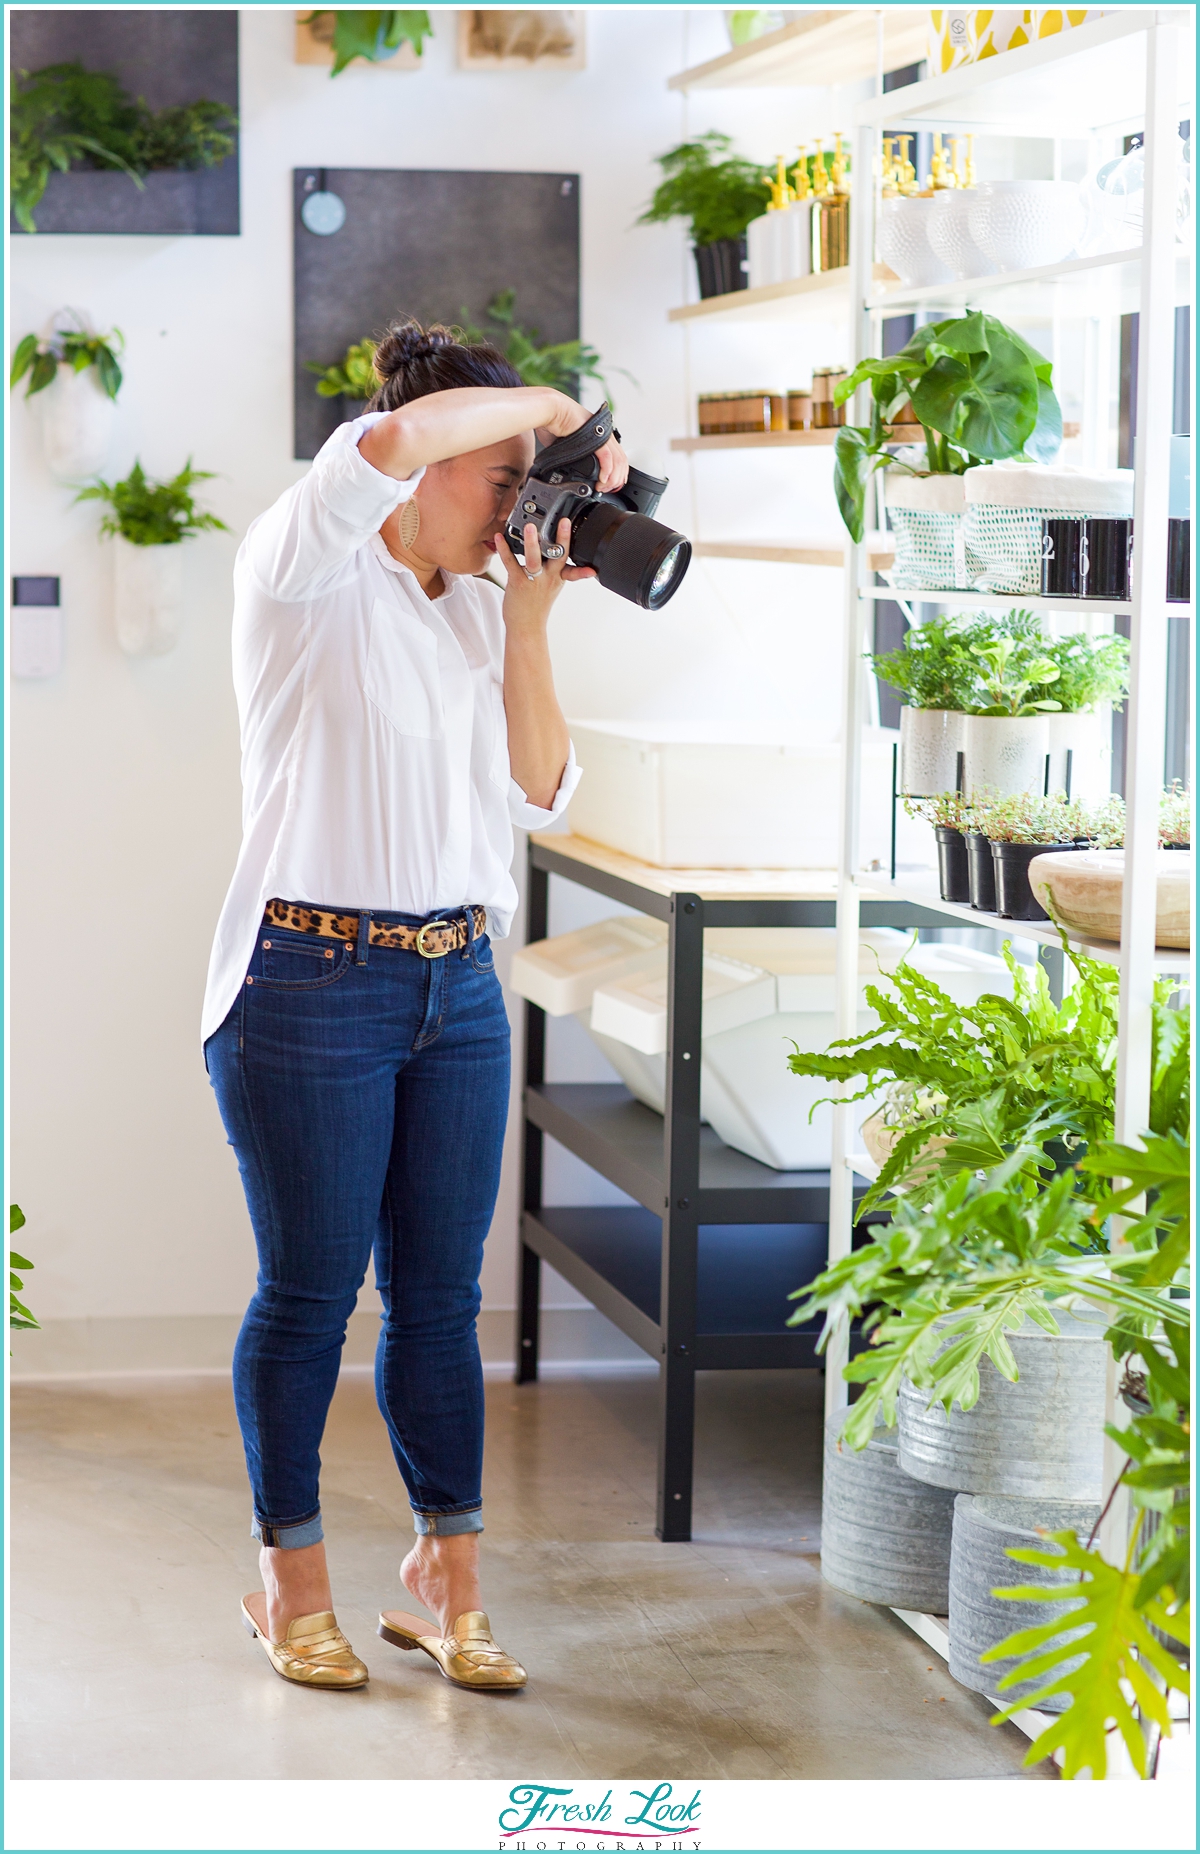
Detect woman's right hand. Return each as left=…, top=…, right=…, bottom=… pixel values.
left=536, top=397, right=629, bottom=493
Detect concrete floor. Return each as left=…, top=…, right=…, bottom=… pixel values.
left=11, top=1366, right=1053, bottom=1781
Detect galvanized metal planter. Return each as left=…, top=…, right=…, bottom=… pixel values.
left=897, top=1311, right=1108, bottom=1499
left=949, top=1493, right=1099, bottom=1711
left=821, top=1416, right=957, bottom=1611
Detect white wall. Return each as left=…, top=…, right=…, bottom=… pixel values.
left=10, top=6, right=854, bottom=1373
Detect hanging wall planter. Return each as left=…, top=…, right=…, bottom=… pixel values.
left=39, top=365, right=118, bottom=483
left=112, top=536, right=184, bottom=657
left=820, top=1416, right=956, bottom=1612
left=897, top=1310, right=1108, bottom=1501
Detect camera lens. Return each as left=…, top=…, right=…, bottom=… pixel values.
left=570, top=503, right=692, bottom=609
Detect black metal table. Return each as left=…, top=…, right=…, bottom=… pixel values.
left=515, top=832, right=946, bottom=1541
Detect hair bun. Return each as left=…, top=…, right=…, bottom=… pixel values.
left=374, top=320, right=457, bottom=383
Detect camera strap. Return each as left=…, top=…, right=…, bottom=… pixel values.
left=533, top=403, right=614, bottom=482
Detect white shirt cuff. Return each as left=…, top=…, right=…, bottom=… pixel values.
left=508, top=742, right=582, bottom=829
left=315, top=414, right=423, bottom=529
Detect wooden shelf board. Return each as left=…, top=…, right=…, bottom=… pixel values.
left=529, top=832, right=840, bottom=904
left=695, top=538, right=894, bottom=569
left=672, top=428, right=838, bottom=453
left=670, top=262, right=894, bottom=324
left=669, top=9, right=927, bottom=92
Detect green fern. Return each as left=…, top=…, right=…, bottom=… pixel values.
left=75, top=459, right=229, bottom=546
left=983, top=1530, right=1189, bottom=1779
left=9, top=1205, right=37, bottom=1332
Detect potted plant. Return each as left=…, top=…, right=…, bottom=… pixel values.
left=300, top=10, right=433, bottom=75
left=904, top=789, right=973, bottom=903
left=831, top=312, right=1062, bottom=591
left=305, top=336, right=380, bottom=419
left=75, top=459, right=229, bottom=657
left=972, top=791, right=1098, bottom=921
left=638, top=131, right=769, bottom=299
left=870, top=612, right=974, bottom=796
left=11, top=61, right=236, bottom=232
left=1037, top=627, right=1129, bottom=801
left=962, top=630, right=1063, bottom=803
left=10, top=312, right=123, bottom=481
left=9, top=1205, right=38, bottom=1335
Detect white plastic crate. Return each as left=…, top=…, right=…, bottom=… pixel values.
left=508, top=914, right=668, bottom=1018
left=566, top=720, right=898, bottom=870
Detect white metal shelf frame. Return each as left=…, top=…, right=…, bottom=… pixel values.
left=831, top=16, right=1193, bottom=1626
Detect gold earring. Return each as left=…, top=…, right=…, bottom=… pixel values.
left=399, top=498, right=420, bottom=549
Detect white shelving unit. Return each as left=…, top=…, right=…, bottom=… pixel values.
left=665, top=6, right=1194, bottom=1783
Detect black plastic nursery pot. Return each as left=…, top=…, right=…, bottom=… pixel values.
left=990, top=839, right=1080, bottom=921
left=693, top=237, right=748, bottom=298
left=935, top=826, right=971, bottom=904
left=966, top=830, right=997, bottom=911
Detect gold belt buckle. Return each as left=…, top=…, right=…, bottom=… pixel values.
left=415, top=919, right=452, bottom=958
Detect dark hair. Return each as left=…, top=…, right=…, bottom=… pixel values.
left=367, top=318, right=522, bottom=412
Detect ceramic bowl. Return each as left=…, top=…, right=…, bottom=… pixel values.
left=877, top=196, right=954, bottom=287
left=926, top=188, right=997, bottom=280
left=969, top=180, right=1085, bottom=272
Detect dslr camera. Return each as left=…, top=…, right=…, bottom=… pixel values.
left=505, top=404, right=691, bottom=610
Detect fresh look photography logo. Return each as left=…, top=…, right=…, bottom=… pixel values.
left=499, top=1782, right=702, bottom=1848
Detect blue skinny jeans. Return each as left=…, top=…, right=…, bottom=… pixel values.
left=205, top=905, right=510, bottom=1548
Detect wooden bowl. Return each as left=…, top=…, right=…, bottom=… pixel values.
left=1027, top=849, right=1191, bottom=950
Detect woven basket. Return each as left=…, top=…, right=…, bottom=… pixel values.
left=884, top=471, right=970, bottom=590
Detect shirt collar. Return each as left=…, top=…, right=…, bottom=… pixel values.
left=369, top=531, right=462, bottom=602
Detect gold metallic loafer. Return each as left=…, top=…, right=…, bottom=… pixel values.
left=377, top=1608, right=526, bottom=1690
left=241, top=1597, right=368, bottom=1689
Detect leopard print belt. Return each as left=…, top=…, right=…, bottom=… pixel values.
left=263, top=899, right=488, bottom=959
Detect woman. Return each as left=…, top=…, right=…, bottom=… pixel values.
left=203, top=321, right=627, bottom=1692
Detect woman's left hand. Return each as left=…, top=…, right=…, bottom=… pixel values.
left=495, top=518, right=594, bottom=629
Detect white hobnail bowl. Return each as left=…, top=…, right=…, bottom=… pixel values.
left=877, top=196, right=954, bottom=287
left=969, top=180, right=1085, bottom=272
left=927, top=189, right=997, bottom=280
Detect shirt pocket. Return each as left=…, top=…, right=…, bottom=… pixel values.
left=364, top=597, right=444, bottom=740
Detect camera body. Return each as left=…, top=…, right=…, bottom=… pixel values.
left=504, top=406, right=691, bottom=610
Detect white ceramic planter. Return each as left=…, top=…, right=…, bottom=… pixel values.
left=39, top=364, right=116, bottom=483
left=113, top=536, right=185, bottom=657
left=877, top=196, right=953, bottom=287
left=926, top=188, right=996, bottom=280
left=969, top=179, right=1085, bottom=271
left=1047, top=708, right=1112, bottom=803
left=1028, top=849, right=1192, bottom=950
left=898, top=706, right=966, bottom=796
left=962, top=713, right=1049, bottom=802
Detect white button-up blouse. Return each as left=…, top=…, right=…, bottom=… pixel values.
left=201, top=414, right=580, bottom=1044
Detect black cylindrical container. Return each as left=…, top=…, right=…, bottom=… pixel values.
left=693, top=237, right=748, bottom=299
left=1168, top=519, right=1191, bottom=603
left=966, top=830, right=997, bottom=911
left=990, top=840, right=1079, bottom=921
left=1083, top=517, right=1133, bottom=602
left=935, top=827, right=971, bottom=904
left=1041, top=517, right=1085, bottom=597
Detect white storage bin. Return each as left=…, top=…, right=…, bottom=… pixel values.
left=509, top=915, right=667, bottom=1017
left=963, top=463, right=1134, bottom=595
left=585, top=930, right=1012, bottom=1170
left=566, top=720, right=897, bottom=870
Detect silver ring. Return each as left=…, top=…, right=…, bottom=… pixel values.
left=524, top=566, right=543, bottom=580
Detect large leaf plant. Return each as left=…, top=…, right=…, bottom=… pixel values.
left=303, top=11, right=433, bottom=75
left=832, top=311, right=1063, bottom=543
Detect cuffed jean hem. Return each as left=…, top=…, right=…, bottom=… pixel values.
left=252, top=1511, right=325, bottom=1549
left=413, top=1507, right=484, bottom=1537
